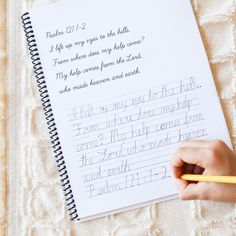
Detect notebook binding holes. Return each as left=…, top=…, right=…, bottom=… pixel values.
left=21, top=12, right=80, bottom=221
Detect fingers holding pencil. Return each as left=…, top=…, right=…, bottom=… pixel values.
left=171, top=140, right=236, bottom=202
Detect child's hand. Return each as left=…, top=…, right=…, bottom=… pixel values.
left=171, top=140, right=236, bottom=202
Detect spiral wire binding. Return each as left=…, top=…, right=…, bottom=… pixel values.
left=21, top=12, right=79, bottom=221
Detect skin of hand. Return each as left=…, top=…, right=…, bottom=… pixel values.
left=171, top=140, right=236, bottom=202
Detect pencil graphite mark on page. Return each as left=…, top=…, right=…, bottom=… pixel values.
left=66, top=78, right=208, bottom=198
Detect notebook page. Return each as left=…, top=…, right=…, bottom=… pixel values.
left=29, top=0, right=231, bottom=219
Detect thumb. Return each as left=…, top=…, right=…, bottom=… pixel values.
left=175, top=179, right=207, bottom=200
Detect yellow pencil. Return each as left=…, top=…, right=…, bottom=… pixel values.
left=181, top=174, right=236, bottom=184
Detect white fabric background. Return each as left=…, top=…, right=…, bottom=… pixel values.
left=1, top=0, right=236, bottom=235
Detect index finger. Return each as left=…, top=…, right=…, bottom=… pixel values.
left=171, top=146, right=206, bottom=178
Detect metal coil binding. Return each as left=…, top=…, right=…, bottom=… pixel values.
left=21, top=12, right=79, bottom=221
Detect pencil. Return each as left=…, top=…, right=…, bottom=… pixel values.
left=181, top=174, right=236, bottom=184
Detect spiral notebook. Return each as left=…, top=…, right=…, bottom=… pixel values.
left=21, top=0, right=231, bottom=222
